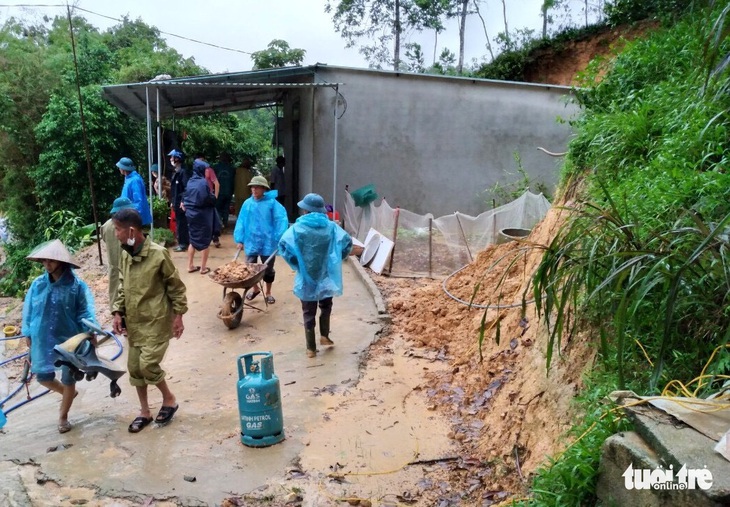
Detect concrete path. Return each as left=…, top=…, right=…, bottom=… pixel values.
left=0, top=233, right=384, bottom=505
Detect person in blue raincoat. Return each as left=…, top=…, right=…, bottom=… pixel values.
left=234, top=175, right=289, bottom=304
left=116, top=157, right=153, bottom=227
left=278, top=193, right=352, bottom=358
left=182, top=160, right=216, bottom=275
left=21, top=239, right=98, bottom=433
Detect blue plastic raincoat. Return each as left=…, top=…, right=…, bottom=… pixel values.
left=278, top=212, right=352, bottom=301
left=121, top=171, right=153, bottom=226
left=21, top=268, right=97, bottom=375
left=234, top=190, right=288, bottom=256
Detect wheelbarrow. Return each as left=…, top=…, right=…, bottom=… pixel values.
left=209, top=251, right=277, bottom=329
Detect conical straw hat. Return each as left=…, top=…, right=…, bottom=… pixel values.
left=26, top=239, right=80, bottom=269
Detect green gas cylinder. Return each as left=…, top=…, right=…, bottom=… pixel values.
left=237, top=352, right=285, bottom=447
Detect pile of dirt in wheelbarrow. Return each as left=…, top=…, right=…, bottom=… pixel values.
left=372, top=202, right=597, bottom=501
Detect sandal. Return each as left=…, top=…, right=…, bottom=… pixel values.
left=200, top=267, right=211, bottom=275
left=265, top=295, right=276, bottom=304
left=58, top=421, right=73, bottom=434
left=246, top=290, right=261, bottom=301
left=128, top=416, right=152, bottom=433
left=155, top=404, right=179, bottom=425
left=187, top=266, right=200, bottom=273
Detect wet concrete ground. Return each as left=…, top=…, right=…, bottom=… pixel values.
left=0, top=235, right=454, bottom=506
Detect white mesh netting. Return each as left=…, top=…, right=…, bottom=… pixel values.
left=343, top=190, right=551, bottom=277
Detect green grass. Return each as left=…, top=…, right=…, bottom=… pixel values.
left=510, top=2, right=730, bottom=502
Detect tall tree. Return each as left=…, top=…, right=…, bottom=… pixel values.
left=414, top=0, right=449, bottom=66
left=457, top=0, right=469, bottom=72
left=500, top=0, right=510, bottom=48
left=0, top=13, right=208, bottom=240
left=472, top=0, right=495, bottom=61
left=251, top=39, right=306, bottom=69
left=0, top=18, right=62, bottom=240
left=103, top=16, right=204, bottom=82
left=326, top=0, right=438, bottom=70
left=541, top=0, right=556, bottom=38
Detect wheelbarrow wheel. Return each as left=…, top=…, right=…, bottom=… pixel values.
left=221, top=292, right=243, bottom=329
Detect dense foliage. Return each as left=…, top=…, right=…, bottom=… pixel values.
left=522, top=2, right=730, bottom=504
left=251, top=39, right=306, bottom=69
left=0, top=13, right=276, bottom=296
left=544, top=1, right=730, bottom=391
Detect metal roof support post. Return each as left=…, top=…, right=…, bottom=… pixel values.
left=145, top=86, right=154, bottom=238
left=332, top=84, right=339, bottom=221
left=156, top=89, right=162, bottom=197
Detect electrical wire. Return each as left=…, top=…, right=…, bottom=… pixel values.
left=0, top=4, right=254, bottom=56
left=334, top=90, right=347, bottom=120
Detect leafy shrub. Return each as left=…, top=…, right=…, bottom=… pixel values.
left=0, top=240, right=38, bottom=298
left=151, top=196, right=170, bottom=227
left=0, top=210, right=93, bottom=297
left=42, top=210, right=96, bottom=252
left=604, top=0, right=691, bottom=27
left=483, top=152, right=551, bottom=207
left=151, top=227, right=175, bottom=247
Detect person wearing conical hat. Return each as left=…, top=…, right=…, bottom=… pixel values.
left=21, top=239, right=98, bottom=434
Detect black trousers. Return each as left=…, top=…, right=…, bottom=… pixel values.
left=174, top=202, right=189, bottom=247
left=301, top=298, right=333, bottom=330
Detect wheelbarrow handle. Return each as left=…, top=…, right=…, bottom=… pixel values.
left=233, top=249, right=276, bottom=264
left=263, top=250, right=278, bottom=266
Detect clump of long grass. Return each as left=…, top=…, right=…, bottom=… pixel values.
left=534, top=1, right=730, bottom=393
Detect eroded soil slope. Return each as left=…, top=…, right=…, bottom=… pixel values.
left=374, top=201, right=596, bottom=501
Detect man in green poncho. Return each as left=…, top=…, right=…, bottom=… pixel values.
left=111, top=208, right=188, bottom=433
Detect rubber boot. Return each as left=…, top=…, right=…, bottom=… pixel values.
left=305, top=328, right=317, bottom=358
left=319, top=316, right=334, bottom=346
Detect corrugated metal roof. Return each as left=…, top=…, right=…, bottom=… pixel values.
left=102, top=65, right=342, bottom=120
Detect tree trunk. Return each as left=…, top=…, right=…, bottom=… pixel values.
left=394, top=0, right=401, bottom=70
left=501, top=0, right=510, bottom=47
left=473, top=0, right=494, bottom=62
left=542, top=3, right=548, bottom=38
left=433, top=31, right=438, bottom=66
left=458, top=0, right=468, bottom=73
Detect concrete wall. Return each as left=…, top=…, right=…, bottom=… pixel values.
left=294, top=67, right=579, bottom=218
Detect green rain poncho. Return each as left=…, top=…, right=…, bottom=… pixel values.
left=112, top=236, right=187, bottom=345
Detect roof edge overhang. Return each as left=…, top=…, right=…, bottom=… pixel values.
left=102, top=65, right=342, bottom=120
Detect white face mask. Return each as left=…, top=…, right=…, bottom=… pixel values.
left=126, top=229, right=136, bottom=247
